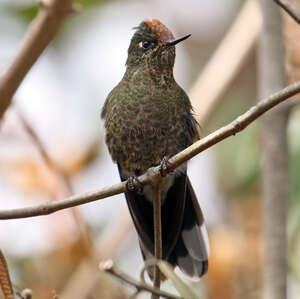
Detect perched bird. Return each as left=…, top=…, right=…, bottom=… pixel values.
left=101, top=19, right=209, bottom=279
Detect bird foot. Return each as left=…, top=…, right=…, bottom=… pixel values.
left=126, top=176, right=143, bottom=192
left=159, top=156, right=170, bottom=177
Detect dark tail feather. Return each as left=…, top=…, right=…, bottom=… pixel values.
left=170, top=178, right=209, bottom=278
left=117, top=162, right=209, bottom=279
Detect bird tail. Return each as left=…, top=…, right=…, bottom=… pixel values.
left=169, top=177, right=209, bottom=278
left=140, top=178, right=209, bottom=279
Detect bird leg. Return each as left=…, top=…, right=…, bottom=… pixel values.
left=159, top=156, right=170, bottom=177
left=126, top=176, right=143, bottom=192
left=152, top=180, right=162, bottom=299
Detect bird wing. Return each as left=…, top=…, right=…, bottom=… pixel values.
left=117, top=163, right=186, bottom=260
left=171, top=177, right=209, bottom=277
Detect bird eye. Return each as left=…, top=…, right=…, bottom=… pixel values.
left=141, top=40, right=151, bottom=49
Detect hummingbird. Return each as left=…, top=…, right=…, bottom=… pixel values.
left=101, top=19, right=209, bottom=279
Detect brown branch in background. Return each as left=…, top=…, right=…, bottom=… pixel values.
left=15, top=106, right=71, bottom=193
left=152, top=181, right=163, bottom=299
left=15, top=106, right=92, bottom=251
left=258, top=1, right=289, bottom=299
left=189, top=0, right=262, bottom=127
left=0, top=81, right=300, bottom=220
left=0, top=250, right=14, bottom=299
left=99, top=260, right=180, bottom=299
left=274, top=0, right=300, bottom=24
left=0, top=0, right=75, bottom=121
left=0, top=178, right=127, bottom=219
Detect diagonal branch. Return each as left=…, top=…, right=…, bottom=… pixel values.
left=100, top=260, right=180, bottom=299
left=274, top=0, right=300, bottom=24
left=0, top=0, right=75, bottom=120
left=0, top=81, right=300, bottom=220
left=15, top=106, right=72, bottom=194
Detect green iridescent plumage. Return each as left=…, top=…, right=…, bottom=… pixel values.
left=101, top=21, right=198, bottom=174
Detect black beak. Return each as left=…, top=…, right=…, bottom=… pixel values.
left=165, top=34, right=191, bottom=47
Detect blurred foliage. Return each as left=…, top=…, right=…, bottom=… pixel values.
left=6, top=4, right=38, bottom=22
left=289, top=108, right=300, bottom=205
left=210, top=86, right=259, bottom=196
left=288, top=107, right=300, bottom=281
left=217, top=123, right=259, bottom=196
left=4, top=0, right=113, bottom=23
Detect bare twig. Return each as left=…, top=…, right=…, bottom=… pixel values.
left=274, top=0, right=300, bottom=24
left=17, top=288, right=33, bottom=299
left=152, top=181, right=163, bottom=299
left=99, top=260, right=180, bottom=299
left=0, top=250, right=14, bottom=299
left=190, top=0, right=262, bottom=127
left=0, top=81, right=300, bottom=220
left=0, top=0, right=74, bottom=120
left=258, top=2, right=289, bottom=299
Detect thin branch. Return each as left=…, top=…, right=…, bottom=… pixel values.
left=16, top=289, right=33, bottom=299
left=0, top=0, right=74, bottom=120
left=0, top=179, right=127, bottom=219
left=274, top=0, right=300, bottom=24
left=0, top=81, right=300, bottom=220
left=152, top=181, right=163, bottom=299
left=99, top=260, right=180, bottom=299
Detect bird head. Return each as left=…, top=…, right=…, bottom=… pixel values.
left=126, top=19, right=191, bottom=69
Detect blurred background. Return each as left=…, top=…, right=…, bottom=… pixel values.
left=0, top=0, right=300, bottom=298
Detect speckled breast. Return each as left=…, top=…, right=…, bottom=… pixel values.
left=104, top=93, right=190, bottom=175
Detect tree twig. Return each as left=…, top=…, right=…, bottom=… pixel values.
left=274, top=0, right=300, bottom=24
left=0, top=81, right=300, bottom=220
left=99, top=260, right=180, bottom=299
left=0, top=0, right=74, bottom=120
left=152, top=181, right=163, bottom=299
left=16, top=288, right=33, bottom=299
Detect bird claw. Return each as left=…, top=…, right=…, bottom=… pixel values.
left=126, top=176, right=143, bottom=192
left=159, top=156, right=170, bottom=177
